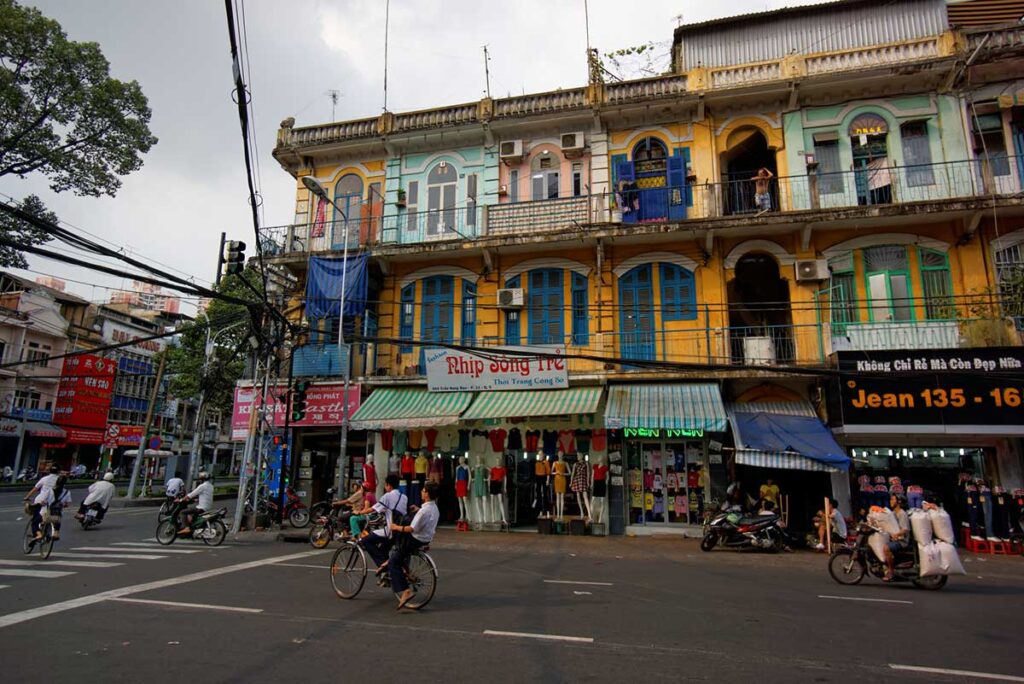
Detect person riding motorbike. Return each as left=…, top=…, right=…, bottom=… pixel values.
left=882, top=494, right=911, bottom=582
left=178, top=472, right=213, bottom=535
left=76, top=471, right=116, bottom=521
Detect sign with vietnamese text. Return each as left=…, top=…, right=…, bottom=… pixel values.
left=424, top=347, right=568, bottom=392
left=103, top=423, right=145, bottom=448
left=623, top=427, right=705, bottom=439
left=230, top=382, right=361, bottom=441
left=53, top=354, right=117, bottom=432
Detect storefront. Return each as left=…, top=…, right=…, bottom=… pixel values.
left=830, top=347, right=1024, bottom=534
left=604, top=383, right=729, bottom=534
left=0, top=409, right=66, bottom=472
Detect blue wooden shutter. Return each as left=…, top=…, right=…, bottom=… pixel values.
left=399, top=283, right=415, bottom=352
left=672, top=147, right=693, bottom=207
left=661, top=263, right=697, bottom=321
left=461, top=280, right=477, bottom=345
left=667, top=155, right=686, bottom=220
left=611, top=153, right=628, bottom=192
left=505, top=275, right=521, bottom=346
left=571, top=272, right=589, bottom=345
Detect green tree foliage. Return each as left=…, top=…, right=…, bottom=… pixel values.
left=0, top=0, right=157, bottom=263
left=0, top=193, right=55, bottom=268
left=167, top=270, right=260, bottom=415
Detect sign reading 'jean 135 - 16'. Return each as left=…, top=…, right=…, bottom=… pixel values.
left=425, top=347, right=568, bottom=392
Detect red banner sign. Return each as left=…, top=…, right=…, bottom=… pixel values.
left=230, top=382, right=361, bottom=441
left=103, top=423, right=145, bottom=448
left=53, top=354, right=117, bottom=432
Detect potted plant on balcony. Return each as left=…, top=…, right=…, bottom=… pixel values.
left=395, top=188, right=407, bottom=208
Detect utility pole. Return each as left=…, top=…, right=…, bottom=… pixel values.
left=127, top=352, right=166, bottom=499
left=482, top=45, right=491, bottom=99
left=276, top=345, right=295, bottom=519
left=10, top=383, right=31, bottom=480
left=215, top=232, right=227, bottom=287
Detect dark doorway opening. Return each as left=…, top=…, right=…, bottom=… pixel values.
left=727, top=253, right=794, bottom=364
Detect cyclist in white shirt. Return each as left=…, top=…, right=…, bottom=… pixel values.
left=24, top=464, right=59, bottom=505
left=76, top=472, right=116, bottom=521
left=179, top=472, right=214, bottom=535
left=32, top=475, right=71, bottom=540
left=165, top=472, right=185, bottom=498
left=390, top=480, right=440, bottom=609
left=359, top=474, right=407, bottom=570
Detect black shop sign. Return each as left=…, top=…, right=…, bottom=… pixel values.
left=834, top=347, right=1024, bottom=427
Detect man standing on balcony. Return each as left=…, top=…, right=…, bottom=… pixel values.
left=752, top=167, right=774, bottom=215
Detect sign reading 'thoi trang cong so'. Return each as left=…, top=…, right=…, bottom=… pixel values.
left=834, top=348, right=1024, bottom=430
left=424, top=347, right=568, bottom=392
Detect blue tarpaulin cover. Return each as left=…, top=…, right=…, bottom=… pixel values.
left=732, top=412, right=850, bottom=471
left=305, top=254, right=368, bottom=320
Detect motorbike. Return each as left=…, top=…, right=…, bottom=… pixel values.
left=309, top=487, right=337, bottom=521
left=79, top=503, right=104, bottom=530
left=155, top=500, right=228, bottom=546
left=261, top=486, right=310, bottom=528
left=157, top=495, right=177, bottom=522
left=828, top=522, right=947, bottom=590
left=701, top=510, right=788, bottom=552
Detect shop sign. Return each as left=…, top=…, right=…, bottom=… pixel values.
left=834, top=348, right=1024, bottom=428
left=848, top=113, right=888, bottom=137
left=103, top=424, right=144, bottom=448
left=423, top=347, right=568, bottom=392
left=230, top=382, right=361, bottom=440
left=53, top=354, right=117, bottom=431
left=64, top=427, right=105, bottom=445
left=623, top=427, right=704, bottom=439
left=9, top=407, right=53, bottom=422
left=0, top=419, right=22, bottom=436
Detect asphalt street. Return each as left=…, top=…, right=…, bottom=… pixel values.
left=0, top=488, right=1022, bottom=683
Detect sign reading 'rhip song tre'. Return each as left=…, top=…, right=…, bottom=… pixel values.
left=425, top=347, right=568, bottom=392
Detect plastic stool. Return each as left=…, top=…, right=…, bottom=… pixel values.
left=456, top=520, right=470, bottom=532
left=989, top=540, right=1012, bottom=555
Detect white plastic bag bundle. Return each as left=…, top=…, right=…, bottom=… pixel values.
left=868, top=508, right=900, bottom=536
left=910, top=509, right=933, bottom=544
left=919, top=542, right=944, bottom=577
left=935, top=540, right=966, bottom=575
left=869, top=532, right=890, bottom=562
left=928, top=508, right=955, bottom=544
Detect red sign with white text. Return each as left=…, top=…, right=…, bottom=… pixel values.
left=53, top=354, right=117, bottom=433
left=230, top=382, right=361, bottom=441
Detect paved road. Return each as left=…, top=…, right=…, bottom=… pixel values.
left=0, top=492, right=1022, bottom=683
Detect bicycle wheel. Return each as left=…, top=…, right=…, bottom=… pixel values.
left=155, top=519, right=178, bottom=545
left=22, top=520, right=35, bottom=555
left=329, top=543, right=367, bottom=599
left=202, top=520, right=227, bottom=546
left=309, top=522, right=332, bottom=549
left=404, top=552, right=438, bottom=610
left=38, top=524, right=55, bottom=559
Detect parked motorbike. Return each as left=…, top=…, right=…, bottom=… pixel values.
left=309, top=487, right=337, bottom=521
left=701, top=510, right=787, bottom=552
left=155, top=500, right=228, bottom=546
left=828, top=522, right=946, bottom=590
left=261, top=486, right=310, bottom=528
left=79, top=503, right=104, bottom=530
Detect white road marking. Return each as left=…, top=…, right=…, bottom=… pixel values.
left=543, top=580, right=613, bottom=587
left=114, top=542, right=231, bottom=548
left=0, top=585, right=8, bottom=589
left=483, top=629, right=594, bottom=644
left=50, top=552, right=166, bottom=560
left=889, top=664, right=1024, bottom=682
left=107, top=597, right=263, bottom=614
left=276, top=563, right=328, bottom=569
left=818, top=595, right=913, bottom=605
left=71, top=546, right=202, bottom=555
left=0, top=548, right=324, bottom=628
left=573, top=591, right=592, bottom=595
left=0, top=568, right=75, bottom=579
left=0, top=559, right=123, bottom=569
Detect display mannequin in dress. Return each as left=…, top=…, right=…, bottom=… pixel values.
left=427, top=452, right=444, bottom=485
left=455, top=457, right=470, bottom=520
left=570, top=454, right=592, bottom=521
left=489, top=457, right=508, bottom=525
left=591, top=454, right=610, bottom=524
left=471, top=456, right=489, bottom=522
left=552, top=451, right=570, bottom=520
left=534, top=451, right=551, bottom=519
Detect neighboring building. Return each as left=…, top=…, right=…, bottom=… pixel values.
left=109, top=280, right=181, bottom=315
left=265, top=0, right=1024, bottom=534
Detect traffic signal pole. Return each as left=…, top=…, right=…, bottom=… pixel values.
left=276, top=346, right=295, bottom=522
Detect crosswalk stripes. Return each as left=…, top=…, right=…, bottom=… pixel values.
left=0, top=559, right=123, bottom=569
left=49, top=552, right=167, bottom=560
left=71, top=546, right=202, bottom=555
left=0, top=568, right=75, bottom=579
left=0, top=585, right=9, bottom=590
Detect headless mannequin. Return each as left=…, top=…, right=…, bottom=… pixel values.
left=455, top=457, right=470, bottom=521
left=591, top=455, right=609, bottom=524
left=553, top=451, right=569, bottom=520
left=472, top=456, right=488, bottom=523
left=490, top=455, right=509, bottom=525
left=572, top=455, right=592, bottom=521
left=535, top=451, right=551, bottom=518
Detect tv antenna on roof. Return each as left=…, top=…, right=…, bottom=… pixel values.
left=326, top=89, right=342, bottom=120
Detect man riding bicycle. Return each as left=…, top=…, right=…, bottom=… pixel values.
left=359, top=474, right=407, bottom=571
left=388, top=480, right=439, bottom=609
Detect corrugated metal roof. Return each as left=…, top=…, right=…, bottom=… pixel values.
left=947, top=0, right=1024, bottom=27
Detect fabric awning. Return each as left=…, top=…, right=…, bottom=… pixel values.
left=728, top=402, right=850, bottom=472
left=349, top=387, right=473, bottom=430
left=461, top=387, right=603, bottom=420
left=605, top=384, right=727, bottom=432
left=25, top=422, right=66, bottom=439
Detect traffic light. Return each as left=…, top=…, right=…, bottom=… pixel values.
left=291, top=380, right=309, bottom=421
left=222, top=240, right=247, bottom=276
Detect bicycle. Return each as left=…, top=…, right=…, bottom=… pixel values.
left=22, top=517, right=56, bottom=559
left=329, top=539, right=438, bottom=610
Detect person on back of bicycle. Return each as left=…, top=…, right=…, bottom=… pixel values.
left=389, top=480, right=440, bottom=609
left=178, top=472, right=213, bottom=536
left=31, top=475, right=71, bottom=540
left=359, top=474, right=407, bottom=572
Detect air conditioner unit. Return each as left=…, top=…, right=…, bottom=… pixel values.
left=795, top=259, right=829, bottom=282
left=743, top=336, right=776, bottom=366
left=497, top=288, right=524, bottom=308
left=499, top=140, right=524, bottom=163
left=560, top=131, right=585, bottom=157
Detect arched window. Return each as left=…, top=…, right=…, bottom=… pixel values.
left=633, top=137, right=667, bottom=161
left=332, top=173, right=363, bottom=248
left=528, top=269, right=564, bottom=345
left=619, top=264, right=655, bottom=361
left=659, top=263, right=696, bottom=321
left=531, top=151, right=560, bottom=200
left=863, top=245, right=913, bottom=322
left=427, top=162, right=458, bottom=236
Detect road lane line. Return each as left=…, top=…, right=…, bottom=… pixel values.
left=0, top=548, right=324, bottom=629
left=0, top=585, right=8, bottom=589
left=276, top=563, right=328, bottom=569
left=71, top=546, right=202, bottom=555
left=0, top=568, right=75, bottom=579
left=0, top=559, right=123, bottom=569
left=113, top=542, right=232, bottom=548
left=107, top=597, right=263, bottom=614
left=889, top=665, right=1024, bottom=682
left=50, top=552, right=167, bottom=560
left=543, top=580, right=613, bottom=587
left=818, top=595, right=913, bottom=605
left=483, top=629, right=594, bottom=643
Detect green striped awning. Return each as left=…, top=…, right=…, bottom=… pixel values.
left=605, top=384, right=727, bottom=432
left=460, top=387, right=603, bottom=420
left=348, top=387, right=473, bottom=430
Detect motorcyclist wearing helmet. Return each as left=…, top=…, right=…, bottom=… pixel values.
left=179, top=472, right=213, bottom=535
left=76, top=471, right=116, bottom=521
left=883, top=493, right=911, bottom=582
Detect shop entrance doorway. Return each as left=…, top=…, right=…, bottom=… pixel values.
left=626, top=438, right=707, bottom=526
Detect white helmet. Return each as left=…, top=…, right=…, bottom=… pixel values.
left=103, top=471, right=114, bottom=482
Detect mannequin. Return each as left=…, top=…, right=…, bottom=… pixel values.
left=552, top=450, right=570, bottom=520
left=534, top=451, right=551, bottom=518
left=489, top=458, right=509, bottom=525
left=455, top=457, right=470, bottom=520
left=428, top=452, right=444, bottom=485
left=472, top=456, right=489, bottom=522
left=400, top=451, right=415, bottom=487
left=570, top=454, right=592, bottom=521
left=387, top=450, right=400, bottom=477
left=592, top=455, right=609, bottom=524
left=362, top=459, right=378, bottom=493
left=414, top=451, right=429, bottom=485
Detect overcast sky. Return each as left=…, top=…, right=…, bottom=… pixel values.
left=1, top=0, right=824, bottom=312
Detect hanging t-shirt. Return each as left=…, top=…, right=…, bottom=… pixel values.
left=471, top=430, right=490, bottom=454
left=507, top=427, right=523, bottom=451
left=590, top=429, right=607, bottom=452
left=557, top=430, right=576, bottom=455
left=674, top=495, right=688, bottom=515
left=687, top=469, right=701, bottom=489
left=380, top=430, right=394, bottom=452
left=488, top=428, right=508, bottom=453
left=542, top=430, right=559, bottom=455
left=457, top=429, right=471, bottom=453
left=652, top=472, right=663, bottom=493
left=643, top=469, right=654, bottom=491
left=575, top=429, right=591, bottom=454
left=427, top=457, right=444, bottom=483
left=424, top=428, right=439, bottom=452
left=629, top=469, right=643, bottom=508
left=666, top=471, right=679, bottom=492
left=408, top=430, right=424, bottom=450
left=525, top=430, right=540, bottom=452
left=653, top=494, right=664, bottom=516
left=435, top=429, right=454, bottom=452
left=393, top=431, right=408, bottom=454
left=644, top=492, right=654, bottom=511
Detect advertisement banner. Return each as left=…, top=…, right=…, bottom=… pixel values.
left=53, top=354, right=117, bottom=431
left=424, top=347, right=568, bottom=392
left=230, top=382, right=361, bottom=441
left=103, top=424, right=145, bottom=448
left=834, top=347, right=1024, bottom=430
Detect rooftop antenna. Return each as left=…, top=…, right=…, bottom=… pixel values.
left=482, top=45, right=492, bottom=98
left=674, top=13, right=684, bottom=27
left=326, top=89, right=341, bottom=120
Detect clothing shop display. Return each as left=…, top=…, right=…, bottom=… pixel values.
left=414, top=454, right=429, bottom=485
left=471, top=429, right=489, bottom=454
left=458, top=429, right=471, bottom=453
left=980, top=485, right=996, bottom=540
left=590, top=429, right=607, bottom=452
left=393, top=431, right=408, bottom=455
left=592, top=463, right=609, bottom=497
left=401, top=454, right=415, bottom=481
left=507, top=427, right=523, bottom=451
left=424, top=428, right=439, bottom=452
left=534, top=460, right=551, bottom=515
left=380, top=430, right=394, bottom=452
left=629, top=468, right=643, bottom=508
left=574, top=429, right=591, bottom=454
left=435, top=428, right=454, bottom=452
left=552, top=460, right=569, bottom=494
left=525, top=430, right=540, bottom=452
left=387, top=453, right=401, bottom=476
left=408, top=430, right=424, bottom=450
left=489, top=466, right=506, bottom=495
left=362, top=463, right=377, bottom=491
left=473, top=464, right=489, bottom=497
left=455, top=463, right=470, bottom=498
left=570, top=461, right=591, bottom=493
left=489, top=428, right=508, bottom=454
left=542, top=430, right=559, bottom=455
left=427, top=457, right=444, bottom=484
left=557, top=430, right=576, bottom=455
